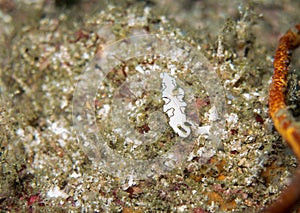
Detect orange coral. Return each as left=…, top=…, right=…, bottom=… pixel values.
left=269, top=24, right=300, bottom=160
left=263, top=24, right=300, bottom=213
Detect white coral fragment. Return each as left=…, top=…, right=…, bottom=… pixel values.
left=160, top=72, right=191, bottom=138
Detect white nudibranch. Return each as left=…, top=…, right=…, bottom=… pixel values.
left=160, top=72, right=191, bottom=138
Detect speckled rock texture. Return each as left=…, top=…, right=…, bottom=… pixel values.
left=0, top=0, right=299, bottom=212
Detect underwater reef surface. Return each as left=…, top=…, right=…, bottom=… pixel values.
left=0, top=0, right=300, bottom=212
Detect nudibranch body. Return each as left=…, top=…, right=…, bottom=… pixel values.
left=160, top=72, right=191, bottom=138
